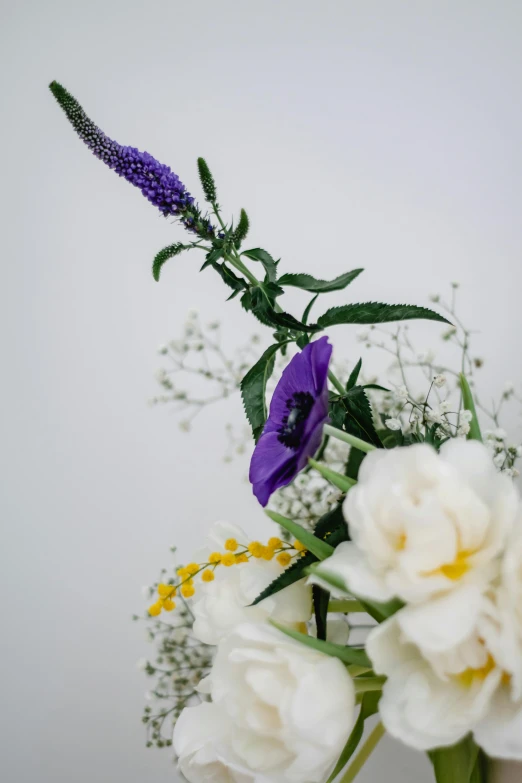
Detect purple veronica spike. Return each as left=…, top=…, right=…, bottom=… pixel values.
left=49, top=81, right=214, bottom=236
left=249, top=336, right=332, bottom=506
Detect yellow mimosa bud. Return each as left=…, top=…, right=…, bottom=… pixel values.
left=276, top=552, right=291, bottom=567
left=201, top=569, right=215, bottom=582
left=224, top=538, right=238, bottom=552
left=162, top=598, right=175, bottom=611
left=148, top=601, right=162, bottom=617
left=181, top=584, right=195, bottom=598
left=221, top=553, right=235, bottom=567
left=293, top=540, right=306, bottom=552
left=268, top=537, right=282, bottom=549
left=186, top=563, right=200, bottom=575
left=248, top=542, right=263, bottom=558
left=208, top=552, right=222, bottom=564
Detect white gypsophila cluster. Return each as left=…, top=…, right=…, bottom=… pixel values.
left=311, top=440, right=522, bottom=758
left=149, top=310, right=262, bottom=433
left=135, top=555, right=214, bottom=749
left=358, top=284, right=522, bottom=476
left=268, top=437, right=346, bottom=533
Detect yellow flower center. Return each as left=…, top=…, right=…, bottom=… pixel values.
left=455, top=655, right=496, bottom=688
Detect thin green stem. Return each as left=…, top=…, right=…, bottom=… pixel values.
left=328, top=599, right=365, bottom=613
left=338, top=722, right=385, bottom=783
left=323, top=424, right=376, bottom=453
left=353, top=676, right=386, bottom=694
left=328, top=369, right=346, bottom=395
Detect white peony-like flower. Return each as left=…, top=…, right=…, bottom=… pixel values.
left=192, top=522, right=312, bottom=645
left=176, top=623, right=355, bottom=783
left=311, top=441, right=518, bottom=606
left=366, top=612, right=503, bottom=751
left=174, top=701, right=271, bottom=783
left=473, top=520, right=522, bottom=759
left=365, top=517, right=522, bottom=759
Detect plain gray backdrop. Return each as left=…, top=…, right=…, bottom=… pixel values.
left=2, top=1, right=522, bottom=781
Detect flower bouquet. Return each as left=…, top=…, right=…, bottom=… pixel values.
left=50, top=82, right=522, bottom=783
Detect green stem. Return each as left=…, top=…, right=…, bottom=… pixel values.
left=328, top=369, right=346, bottom=395
left=328, top=599, right=365, bottom=613
left=353, top=676, right=386, bottom=694
left=323, top=424, right=376, bottom=453
left=338, top=722, right=385, bottom=783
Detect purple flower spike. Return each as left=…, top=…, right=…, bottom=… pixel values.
left=49, top=81, right=214, bottom=236
left=249, top=336, right=333, bottom=506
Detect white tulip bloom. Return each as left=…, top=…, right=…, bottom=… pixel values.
left=187, top=623, right=355, bottom=783
left=312, top=441, right=518, bottom=606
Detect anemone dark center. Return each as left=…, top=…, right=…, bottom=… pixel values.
left=277, top=391, right=315, bottom=449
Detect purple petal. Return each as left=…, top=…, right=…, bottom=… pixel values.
left=249, top=432, right=297, bottom=506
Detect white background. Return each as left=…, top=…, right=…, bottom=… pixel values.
left=2, top=1, right=522, bottom=781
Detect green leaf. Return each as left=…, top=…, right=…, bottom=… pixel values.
left=345, top=446, right=365, bottom=481
left=308, top=458, right=357, bottom=493
left=251, top=550, right=317, bottom=606
left=429, top=737, right=483, bottom=783
left=240, top=343, right=283, bottom=440
left=232, top=208, right=249, bottom=248
left=312, top=584, right=330, bottom=641
left=242, top=248, right=279, bottom=283
left=264, top=510, right=334, bottom=560
left=459, top=373, right=483, bottom=443
left=317, top=302, right=451, bottom=328
left=270, top=621, right=372, bottom=667
left=251, top=505, right=348, bottom=607
left=278, top=268, right=364, bottom=293
left=200, top=246, right=224, bottom=270
left=249, top=288, right=319, bottom=333
left=302, top=294, right=319, bottom=325
left=197, top=157, right=217, bottom=202
left=346, top=358, right=362, bottom=390
left=326, top=692, right=381, bottom=783
left=152, top=243, right=186, bottom=281
left=341, top=387, right=383, bottom=448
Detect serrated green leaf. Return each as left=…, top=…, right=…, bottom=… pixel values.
left=249, top=288, right=319, bottom=333
left=326, top=692, right=381, bottom=783
left=251, top=550, right=317, bottom=607
left=265, top=510, right=334, bottom=560
left=342, top=387, right=382, bottom=447
left=242, top=248, right=279, bottom=283
left=270, top=621, right=372, bottom=667
left=250, top=505, right=348, bottom=608
left=278, top=268, right=364, bottom=293
left=240, top=343, right=284, bottom=440
left=346, top=358, right=362, bottom=390
left=152, top=243, right=186, bottom=281
left=317, top=302, right=450, bottom=328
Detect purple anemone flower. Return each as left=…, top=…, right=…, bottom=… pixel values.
left=249, top=336, right=332, bottom=506
left=49, top=81, right=214, bottom=237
